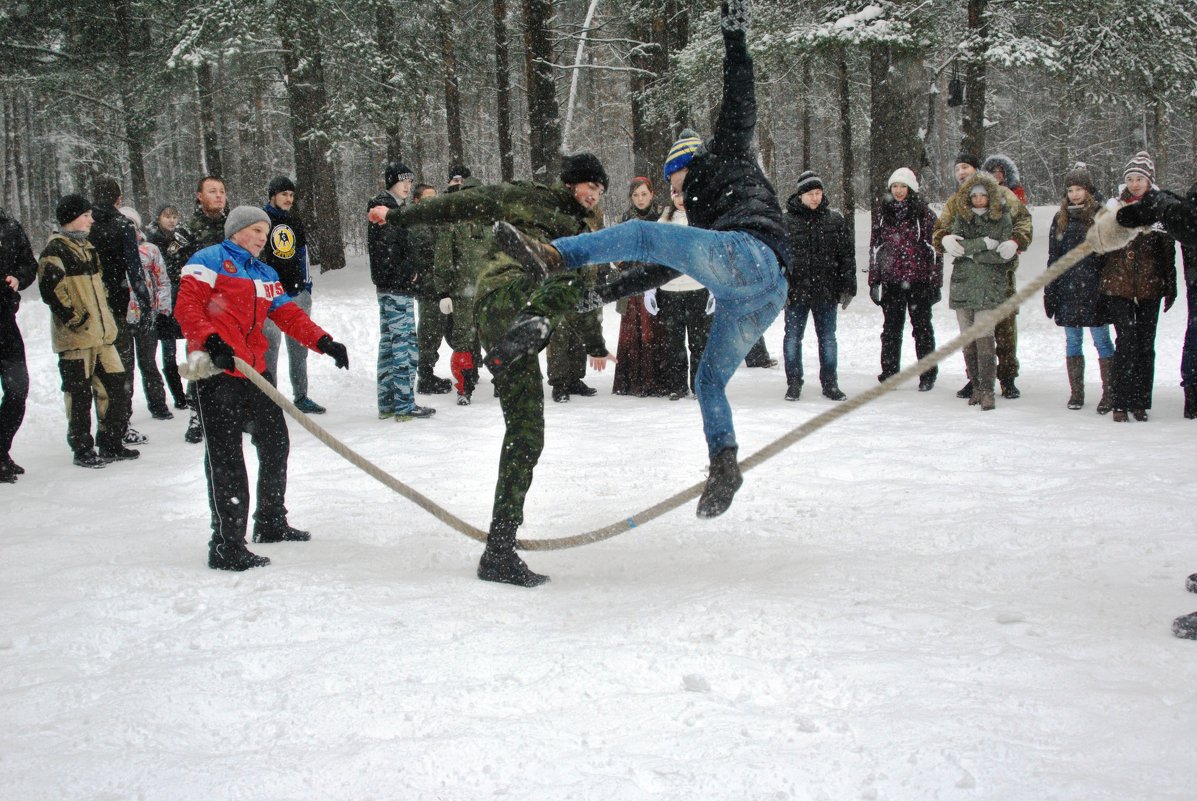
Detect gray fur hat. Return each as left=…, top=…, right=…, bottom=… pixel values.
left=224, top=205, right=271, bottom=239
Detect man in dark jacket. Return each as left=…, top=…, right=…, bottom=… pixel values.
left=781, top=170, right=855, bottom=402
left=0, top=205, right=38, bottom=483
left=367, top=162, right=436, bottom=421
left=176, top=175, right=229, bottom=443
left=367, top=154, right=612, bottom=587
left=491, top=0, right=788, bottom=522
left=259, top=176, right=327, bottom=414
left=89, top=176, right=153, bottom=445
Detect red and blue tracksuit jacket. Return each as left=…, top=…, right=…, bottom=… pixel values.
left=175, top=240, right=328, bottom=379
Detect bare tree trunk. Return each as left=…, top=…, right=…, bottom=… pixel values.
left=628, top=0, right=677, bottom=186
left=523, top=0, right=562, bottom=179
left=869, top=44, right=926, bottom=210
left=562, top=0, right=600, bottom=152
left=280, top=8, right=346, bottom=271
left=196, top=60, right=223, bottom=178
left=439, top=3, right=465, bottom=169
left=838, top=51, right=855, bottom=233
left=801, top=57, right=812, bottom=167
left=1149, top=95, right=1168, bottom=184
left=109, top=0, right=150, bottom=212
left=376, top=7, right=405, bottom=161
left=494, top=0, right=516, bottom=181
left=960, top=0, right=988, bottom=158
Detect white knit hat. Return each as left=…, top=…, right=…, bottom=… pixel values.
left=887, top=167, right=920, bottom=194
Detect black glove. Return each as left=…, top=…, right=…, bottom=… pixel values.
left=931, top=287, right=942, bottom=306
left=204, top=333, right=235, bottom=371
left=317, top=335, right=349, bottom=369
left=839, top=292, right=854, bottom=311
left=869, top=284, right=882, bottom=306
left=1116, top=190, right=1163, bottom=228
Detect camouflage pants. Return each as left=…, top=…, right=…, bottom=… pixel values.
left=417, top=295, right=451, bottom=379
left=477, top=273, right=585, bottom=524
left=546, top=310, right=589, bottom=387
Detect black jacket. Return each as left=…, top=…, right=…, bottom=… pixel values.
left=1158, top=182, right=1197, bottom=249
left=367, top=191, right=420, bottom=295
left=261, top=203, right=310, bottom=296
left=89, top=203, right=151, bottom=319
left=783, top=194, right=856, bottom=304
left=679, top=30, right=790, bottom=271
left=1044, top=202, right=1108, bottom=328
left=0, top=208, right=38, bottom=321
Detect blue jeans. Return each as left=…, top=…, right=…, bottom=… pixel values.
left=782, top=301, right=838, bottom=387
left=1064, top=325, right=1114, bottom=359
left=553, top=221, right=787, bottom=456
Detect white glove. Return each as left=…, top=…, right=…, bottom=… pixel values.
left=982, top=237, right=1000, bottom=251
left=180, top=350, right=223, bottom=381
left=439, top=297, right=453, bottom=315
left=996, top=240, right=1019, bottom=260
left=705, top=293, right=716, bottom=315
left=644, top=288, right=659, bottom=316
left=941, top=234, right=965, bottom=258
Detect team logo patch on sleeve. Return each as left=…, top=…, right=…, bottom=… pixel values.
left=271, top=225, right=297, bottom=260
left=222, top=259, right=237, bottom=274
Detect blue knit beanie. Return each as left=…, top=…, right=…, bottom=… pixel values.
left=664, top=129, right=704, bottom=180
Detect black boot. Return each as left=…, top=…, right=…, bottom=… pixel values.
left=483, top=314, right=552, bottom=376
left=822, top=382, right=847, bottom=402
left=184, top=411, right=203, bottom=443
left=784, top=379, right=802, bottom=402
left=1185, top=384, right=1197, bottom=420
left=1173, top=611, right=1197, bottom=640
left=955, top=380, right=973, bottom=399
left=551, top=385, right=570, bottom=403
left=1000, top=378, right=1021, bottom=399
left=477, top=519, right=549, bottom=587
left=568, top=380, right=597, bottom=397
left=1185, top=573, right=1197, bottom=593
left=491, top=221, right=564, bottom=281
left=697, top=446, right=744, bottom=519
left=252, top=522, right=312, bottom=543
left=209, top=541, right=271, bottom=571
left=417, top=373, right=453, bottom=395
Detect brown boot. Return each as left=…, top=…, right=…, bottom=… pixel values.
left=1066, top=355, right=1085, bottom=410
left=492, top=221, right=563, bottom=280
left=1096, top=357, right=1113, bottom=415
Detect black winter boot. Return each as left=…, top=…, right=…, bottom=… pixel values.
left=956, top=380, right=973, bottom=399
left=208, top=541, right=271, bottom=571
left=1000, top=378, right=1021, bottom=399
left=483, top=314, right=552, bottom=376
left=184, top=411, right=203, bottom=443
left=417, top=373, right=453, bottom=395
left=822, top=381, right=847, bottom=401
left=1185, top=573, right=1197, bottom=593
left=1185, top=385, right=1197, bottom=420
left=253, top=522, right=312, bottom=543
left=697, top=446, right=744, bottom=519
left=568, top=380, right=597, bottom=397
left=477, top=519, right=549, bottom=587
left=784, top=379, right=802, bottom=402
left=1173, top=611, right=1197, bottom=640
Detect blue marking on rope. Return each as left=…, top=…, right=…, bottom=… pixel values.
left=626, top=518, right=637, bottom=529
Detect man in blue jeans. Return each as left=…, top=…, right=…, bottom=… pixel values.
left=489, top=0, right=788, bottom=519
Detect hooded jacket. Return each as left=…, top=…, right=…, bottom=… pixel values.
left=175, top=240, right=328, bottom=379
left=782, top=193, right=855, bottom=304
left=869, top=193, right=941, bottom=287
left=37, top=233, right=119, bottom=353
left=946, top=172, right=1017, bottom=311
left=261, top=202, right=310, bottom=296
left=677, top=29, right=790, bottom=271
left=0, top=208, right=37, bottom=321
left=89, top=203, right=151, bottom=320
left=1044, top=196, right=1107, bottom=327
left=981, top=154, right=1027, bottom=204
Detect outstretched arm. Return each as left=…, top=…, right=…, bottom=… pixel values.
left=708, top=0, right=756, bottom=158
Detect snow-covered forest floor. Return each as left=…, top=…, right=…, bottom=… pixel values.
left=2, top=207, right=1195, bottom=800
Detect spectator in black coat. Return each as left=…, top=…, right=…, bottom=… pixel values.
left=781, top=171, right=856, bottom=402
left=0, top=205, right=38, bottom=483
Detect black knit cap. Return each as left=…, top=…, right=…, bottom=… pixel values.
left=794, top=170, right=824, bottom=196
left=385, top=162, right=415, bottom=188
left=955, top=153, right=981, bottom=170
left=560, top=152, right=608, bottom=190
left=448, top=165, right=471, bottom=182
left=56, top=194, right=93, bottom=226
left=267, top=175, right=296, bottom=198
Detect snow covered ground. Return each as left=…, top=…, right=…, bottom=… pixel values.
left=2, top=206, right=1195, bottom=800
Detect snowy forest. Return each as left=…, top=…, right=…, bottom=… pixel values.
left=2, top=0, right=1196, bottom=267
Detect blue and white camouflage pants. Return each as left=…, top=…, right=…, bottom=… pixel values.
left=377, top=292, right=418, bottom=415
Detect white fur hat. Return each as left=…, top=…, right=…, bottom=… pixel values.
left=887, top=167, right=920, bottom=194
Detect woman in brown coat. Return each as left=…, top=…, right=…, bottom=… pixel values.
left=1100, top=151, right=1177, bottom=422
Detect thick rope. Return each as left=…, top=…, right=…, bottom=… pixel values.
left=230, top=234, right=1107, bottom=552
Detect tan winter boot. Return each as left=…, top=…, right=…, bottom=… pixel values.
left=1096, top=357, right=1113, bottom=415
left=1066, top=355, right=1085, bottom=410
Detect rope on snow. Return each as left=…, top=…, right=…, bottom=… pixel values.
left=220, top=211, right=1137, bottom=552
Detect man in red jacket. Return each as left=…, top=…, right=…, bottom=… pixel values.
left=175, top=206, right=349, bottom=571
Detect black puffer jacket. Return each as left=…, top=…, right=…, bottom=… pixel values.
left=1157, top=182, right=1197, bottom=249
left=0, top=208, right=38, bottom=321
left=89, top=203, right=150, bottom=319
left=679, top=30, right=790, bottom=271
left=782, top=193, right=856, bottom=304
left=367, top=191, right=419, bottom=295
